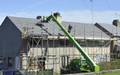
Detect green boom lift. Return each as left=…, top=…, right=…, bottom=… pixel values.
left=46, top=14, right=99, bottom=73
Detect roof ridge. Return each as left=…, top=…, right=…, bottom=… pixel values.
left=7, top=16, right=37, bottom=20
left=62, top=21, right=94, bottom=25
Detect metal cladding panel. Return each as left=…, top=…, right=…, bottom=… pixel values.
left=0, top=17, right=22, bottom=70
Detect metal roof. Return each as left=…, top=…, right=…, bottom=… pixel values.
left=95, top=23, right=120, bottom=37
left=7, top=16, right=110, bottom=39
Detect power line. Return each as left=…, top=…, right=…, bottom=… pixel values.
left=81, top=0, right=99, bottom=22
left=81, top=0, right=90, bottom=10
left=105, top=0, right=117, bottom=19
left=105, top=0, right=114, bottom=12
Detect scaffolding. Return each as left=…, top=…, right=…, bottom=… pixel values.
left=17, top=21, right=118, bottom=75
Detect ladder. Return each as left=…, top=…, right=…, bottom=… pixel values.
left=17, top=39, right=26, bottom=70
left=17, top=28, right=28, bottom=70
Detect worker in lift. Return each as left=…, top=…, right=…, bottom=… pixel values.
left=68, top=24, right=73, bottom=33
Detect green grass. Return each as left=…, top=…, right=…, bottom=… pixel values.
left=0, top=71, right=1, bottom=75
left=54, top=73, right=60, bottom=75
left=96, top=59, right=120, bottom=75
left=23, top=70, right=53, bottom=75
left=101, top=71, right=120, bottom=75
left=97, top=59, right=120, bottom=71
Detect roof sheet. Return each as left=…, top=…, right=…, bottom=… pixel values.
left=7, top=16, right=110, bottom=39
left=95, top=23, right=120, bottom=37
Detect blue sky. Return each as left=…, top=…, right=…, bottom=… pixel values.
left=0, top=0, right=120, bottom=24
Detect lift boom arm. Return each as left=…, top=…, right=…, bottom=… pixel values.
left=46, top=14, right=99, bottom=72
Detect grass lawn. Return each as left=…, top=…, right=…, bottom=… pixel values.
left=101, top=71, right=120, bottom=75
left=97, top=59, right=120, bottom=71
left=0, top=71, right=1, bottom=75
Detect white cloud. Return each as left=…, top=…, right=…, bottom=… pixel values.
left=0, top=10, right=120, bottom=25
left=60, top=10, right=120, bottom=24
left=21, top=0, right=51, bottom=10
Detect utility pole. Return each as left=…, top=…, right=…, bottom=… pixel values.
left=90, top=0, right=95, bottom=61
left=116, top=13, right=118, bottom=19
left=119, top=15, right=120, bottom=20
left=90, top=0, right=93, bottom=24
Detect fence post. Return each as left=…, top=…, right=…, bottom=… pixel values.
left=52, top=68, right=54, bottom=75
